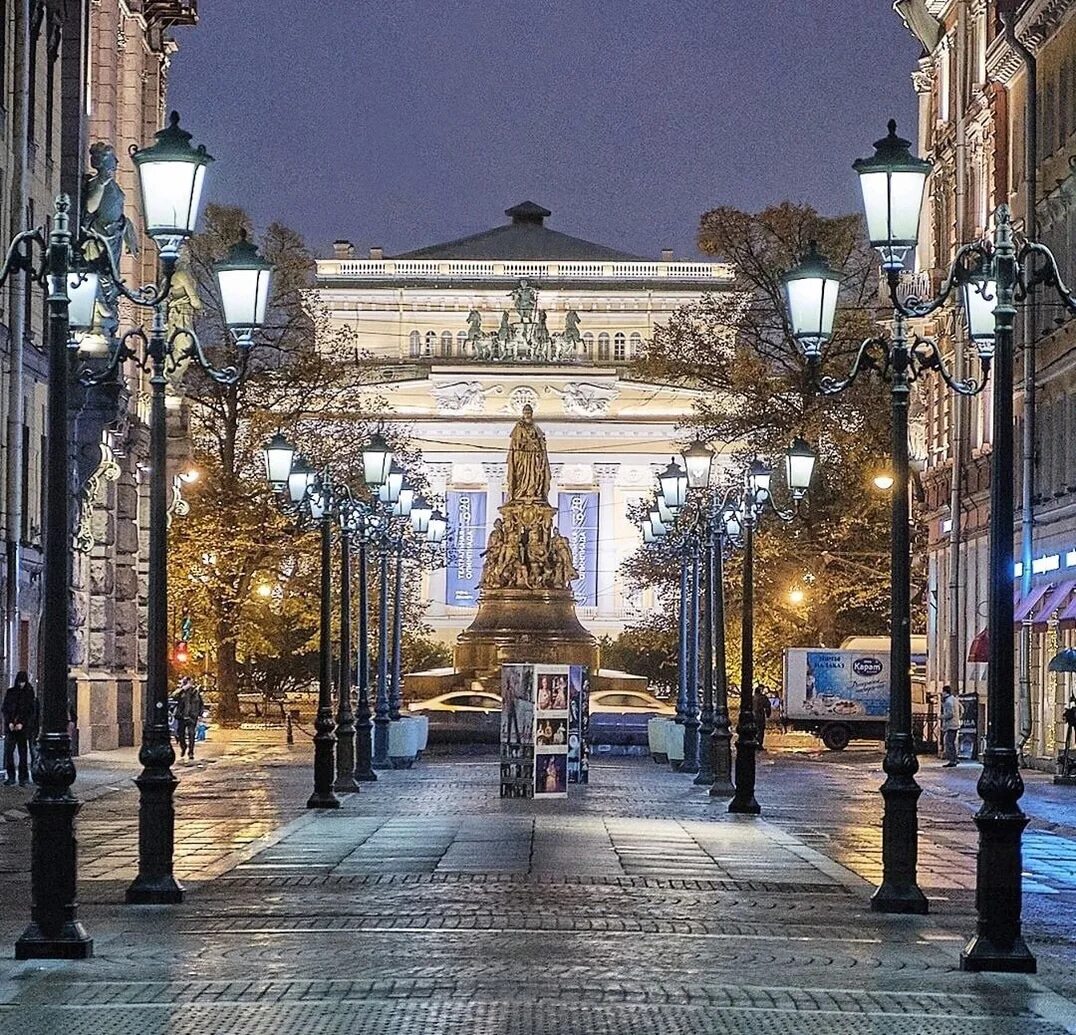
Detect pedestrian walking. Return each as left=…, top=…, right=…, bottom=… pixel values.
left=753, top=684, right=773, bottom=752
left=2, top=671, right=38, bottom=786
left=940, top=684, right=959, bottom=767
left=175, top=677, right=204, bottom=761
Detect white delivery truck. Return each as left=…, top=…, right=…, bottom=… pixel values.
left=782, top=637, right=928, bottom=750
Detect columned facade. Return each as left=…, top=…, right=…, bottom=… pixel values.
left=315, top=202, right=740, bottom=646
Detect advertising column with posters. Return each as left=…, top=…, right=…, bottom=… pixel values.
left=500, top=664, right=589, bottom=797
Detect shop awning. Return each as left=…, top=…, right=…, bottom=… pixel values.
left=968, top=627, right=989, bottom=663
left=1032, top=580, right=1076, bottom=628
left=1061, top=589, right=1076, bottom=625
left=1014, top=582, right=1054, bottom=623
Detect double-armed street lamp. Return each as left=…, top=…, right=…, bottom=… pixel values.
left=0, top=109, right=269, bottom=955
left=265, top=430, right=394, bottom=805
left=782, top=118, right=1076, bottom=968
left=86, top=122, right=274, bottom=907
left=723, top=447, right=814, bottom=815
left=645, top=440, right=815, bottom=803
left=781, top=123, right=990, bottom=918
left=264, top=431, right=447, bottom=786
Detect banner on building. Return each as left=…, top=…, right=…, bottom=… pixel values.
left=557, top=491, right=598, bottom=607
left=446, top=491, right=486, bottom=606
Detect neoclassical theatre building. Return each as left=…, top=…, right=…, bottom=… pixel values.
left=316, top=202, right=737, bottom=646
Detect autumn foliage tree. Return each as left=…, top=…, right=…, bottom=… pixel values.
left=621, top=202, right=897, bottom=687
left=168, top=204, right=383, bottom=722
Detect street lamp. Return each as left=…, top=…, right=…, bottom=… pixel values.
left=728, top=443, right=812, bottom=815
left=214, top=232, right=273, bottom=347
left=263, top=432, right=296, bottom=490
left=264, top=449, right=343, bottom=810
left=852, top=119, right=932, bottom=271
left=388, top=479, right=416, bottom=721
left=781, top=119, right=1007, bottom=929
left=781, top=241, right=842, bottom=359
left=362, top=430, right=393, bottom=488
left=0, top=193, right=96, bottom=957
left=658, top=458, right=689, bottom=514
left=79, top=116, right=272, bottom=910
left=130, top=111, right=213, bottom=258
left=678, top=438, right=738, bottom=793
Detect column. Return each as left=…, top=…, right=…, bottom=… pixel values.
left=594, top=464, right=619, bottom=618
left=482, top=462, right=507, bottom=529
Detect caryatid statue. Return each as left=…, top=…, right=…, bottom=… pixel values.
left=506, top=404, right=551, bottom=501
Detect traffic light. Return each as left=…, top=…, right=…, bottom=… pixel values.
left=173, top=640, right=190, bottom=665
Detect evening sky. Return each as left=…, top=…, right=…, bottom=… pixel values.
left=169, top=1, right=922, bottom=259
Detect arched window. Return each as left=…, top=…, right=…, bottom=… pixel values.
left=441, top=331, right=453, bottom=357
left=582, top=332, right=593, bottom=358
left=629, top=332, right=642, bottom=358
left=598, top=333, right=610, bottom=361
left=424, top=331, right=436, bottom=356
left=457, top=330, right=468, bottom=356
left=409, top=331, right=421, bottom=358
left=613, top=333, right=626, bottom=361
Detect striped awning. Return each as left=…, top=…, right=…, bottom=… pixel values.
left=1014, top=583, right=1053, bottom=623
left=1033, top=580, right=1076, bottom=627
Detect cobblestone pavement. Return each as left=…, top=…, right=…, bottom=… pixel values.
left=1, top=736, right=1075, bottom=1033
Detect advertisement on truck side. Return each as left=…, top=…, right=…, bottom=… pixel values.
left=784, top=648, right=890, bottom=722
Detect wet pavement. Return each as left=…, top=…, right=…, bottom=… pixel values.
left=0, top=731, right=1074, bottom=1033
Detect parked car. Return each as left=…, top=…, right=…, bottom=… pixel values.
left=588, top=690, right=675, bottom=746
left=407, top=691, right=503, bottom=744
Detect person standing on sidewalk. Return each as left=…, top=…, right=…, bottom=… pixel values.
left=2, top=671, right=38, bottom=786
left=175, top=677, right=204, bottom=762
left=940, top=684, right=959, bottom=767
left=753, top=684, right=773, bottom=752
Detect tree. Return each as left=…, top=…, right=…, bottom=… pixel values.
left=625, top=203, right=901, bottom=688
left=168, top=204, right=389, bottom=722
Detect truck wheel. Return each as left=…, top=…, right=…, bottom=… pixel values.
left=821, top=724, right=851, bottom=751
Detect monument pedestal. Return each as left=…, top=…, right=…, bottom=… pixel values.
left=455, top=587, right=598, bottom=687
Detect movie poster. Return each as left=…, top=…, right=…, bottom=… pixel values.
left=533, top=666, right=569, bottom=797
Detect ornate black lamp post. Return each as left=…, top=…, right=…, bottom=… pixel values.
left=780, top=121, right=995, bottom=917
left=264, top=430, right=394, bottom=804
left=0, top=196, right=96, bottom=958
left=87, top=119, right=270, bottom=909
left=387, top=480, right=416, bottom=722
left=814, top=117, right=1071, bottom=967
left=332, top=498, right=362, bottom=794
left=726, top=449, right=815, bottom=815
left=657, top=460, right=696, bottom=757
left=372, top=460, right=404, bottom=768
left=680, top=439, right=740, bottom=795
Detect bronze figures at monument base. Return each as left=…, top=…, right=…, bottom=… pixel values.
left=455, top=405, right=598, bottom=684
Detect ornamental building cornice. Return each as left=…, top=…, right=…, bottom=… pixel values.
left=986, top=0, right=1076, bottom=84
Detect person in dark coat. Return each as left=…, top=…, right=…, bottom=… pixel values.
left=3, top=671, right=38, bottom=786
left=753, top=684, right=773, bottom=752
left=174, top=678, right=204, bottom=761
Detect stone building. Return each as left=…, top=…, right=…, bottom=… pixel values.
left=0, top=0, right=197, bottom=751
left=315, top=202, right=740, bottom=647
left=896, top=0, right=1076, bottom=766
